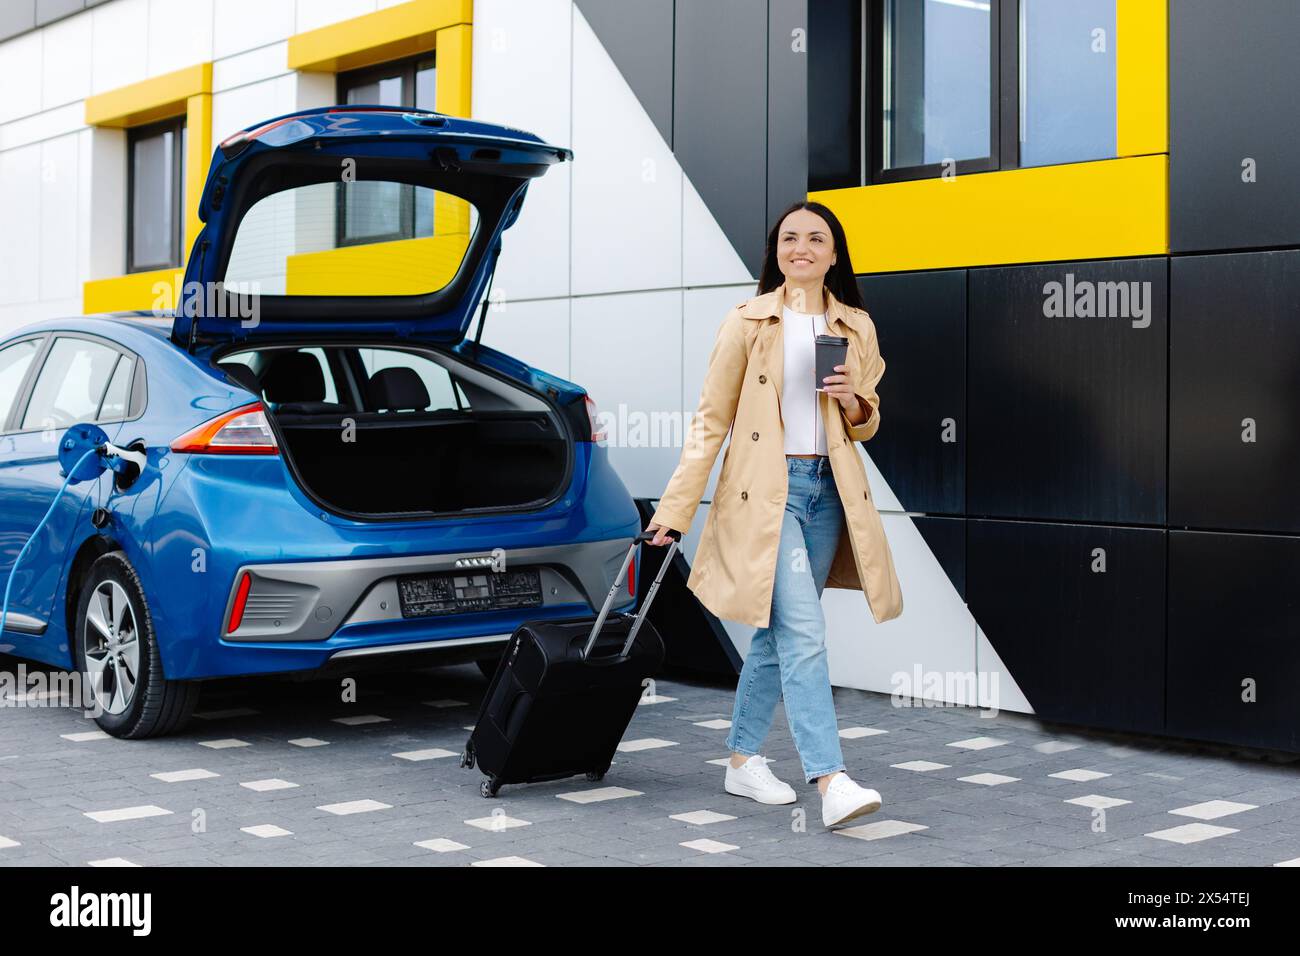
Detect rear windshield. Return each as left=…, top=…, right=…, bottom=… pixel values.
left=224, top=180, right=481, bottom=297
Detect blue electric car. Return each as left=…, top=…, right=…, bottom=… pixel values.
left=0, top=107, right=642, bottom=738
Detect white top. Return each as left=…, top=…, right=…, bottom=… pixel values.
left=781, top=304, right=830, bottom=456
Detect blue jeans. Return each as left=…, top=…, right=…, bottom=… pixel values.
left=724, top=455, right=847, bottom=785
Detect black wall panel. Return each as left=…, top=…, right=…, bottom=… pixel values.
left=969, top=519, right=1166, bottom=735
left=1170, top=0, right=1300, bottom=252
left=913, top=516, right=966, bottom=601
left=1168, top=530, right=1300, bottom=752
left=968, top=258, right=1167, bottom=524
left=1170, top=251, right=1300, bottom=534
left=858, top=269, right=965, bottom=515
left=808, top=0, right=861, bottom=191
left=574, top=0, right=675, bottom=149
left=673, top=0, right=771, bottom=273
left=767, top=0, right=809, bottom=235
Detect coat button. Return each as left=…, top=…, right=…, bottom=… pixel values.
left=741, top=491, right=748, bottom=500
left=758, top=374, right=767, bottom=384
left=751, top=431, right=759, bottom=441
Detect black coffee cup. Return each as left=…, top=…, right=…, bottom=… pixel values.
left=815, top=334, right=849, bottom=391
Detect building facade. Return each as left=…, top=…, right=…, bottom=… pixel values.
left=0, top=0, right=1296, bottom=752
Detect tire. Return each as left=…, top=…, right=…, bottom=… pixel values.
left=72, top=551, right=200, bottom=739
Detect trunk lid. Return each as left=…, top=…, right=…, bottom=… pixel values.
left=172, top=107, right=571, bottom=348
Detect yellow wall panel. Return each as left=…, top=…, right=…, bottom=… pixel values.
left=285, top=235, right=471, bottom=296
left=184, top=92, right=213, bottom=252
left=287, top=0, right=472, bottom=74
left=83, top=63, right=212, bottom=128
left=84, top=269, right=182, bottom=314
left=1117, top=0, right=1168, bottom=157
left=433, top=22, right=472, bottom=117
left=811, top=155, right=1168, bottom=273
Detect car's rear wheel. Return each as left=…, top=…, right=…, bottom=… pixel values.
left=73, top=552, right=199, bottom=739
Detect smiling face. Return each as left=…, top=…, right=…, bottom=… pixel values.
left=777, top=207, right=837, bottom=288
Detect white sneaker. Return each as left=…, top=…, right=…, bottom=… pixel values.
left=820, top=772, right=882, bottom=827
left=724, top=755, right=797, bottom=805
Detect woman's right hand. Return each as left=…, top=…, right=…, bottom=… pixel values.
left=644, top=522, right=678, bottom=546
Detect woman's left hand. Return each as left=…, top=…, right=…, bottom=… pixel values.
left=821, top=364, right=862, bottom=412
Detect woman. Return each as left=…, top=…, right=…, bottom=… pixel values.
left=644, top=200, right=903, bottom=829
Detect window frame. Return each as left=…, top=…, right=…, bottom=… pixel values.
left=335, top=53, right=437, bottom=248
left=126, top=115, right=187, bottom=274
left=8, top=333, right=147, bottom=437
left=0, top=334, right=49, bottom=435
left=867, top=0, right=1020, bottom=185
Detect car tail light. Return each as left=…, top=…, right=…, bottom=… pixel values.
left=228, top=572, right=252, bottom=632
left=584, top=395, right=606, bottom=443
left=628, top=549, right=636, bottom=599
left=171, top=403, right=278, bottom=455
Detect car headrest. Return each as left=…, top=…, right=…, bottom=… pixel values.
left=369, top=367, right=430, bottom=412
left=262, top=352, right=326, bottom=404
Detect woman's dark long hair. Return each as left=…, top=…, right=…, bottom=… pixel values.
left=757, top=199, right=866, bottom=311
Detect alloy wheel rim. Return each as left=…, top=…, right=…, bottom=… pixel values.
left=83, top=580, right=141, bottom=716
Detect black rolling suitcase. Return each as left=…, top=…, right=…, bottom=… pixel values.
left=461, top=529, right=681, bottom=797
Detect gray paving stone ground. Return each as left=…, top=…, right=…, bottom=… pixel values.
left=2, top=653, right=1298, bottom=867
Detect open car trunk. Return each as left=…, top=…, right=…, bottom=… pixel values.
left=277, top=410, right=569, bottom=516
left=217, top=342, right=573, bottom=520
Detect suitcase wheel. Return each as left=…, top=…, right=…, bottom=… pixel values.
left=480, top=778, right=501, bottom=798
left=585, top=770, right=606, bottom=783
left=460, top=743, right=475, bottom=769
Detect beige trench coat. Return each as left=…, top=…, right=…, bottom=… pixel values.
left=650, top=280, right=903, bottom=629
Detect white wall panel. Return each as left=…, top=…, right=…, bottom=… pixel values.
left=39, top=133, right=79, bottom=302
left=90, top=0, right=148, bottom=93
left=976, top=625, right=1033, bottom=715
left=212, top=41, right=289, bottom=93
left=0, top=32, right=43, bottom=124
left=293, top=70, right=336, bottom=111
left=0, top=143, right=41, bottom=307
left=212, top=0, right=293, bottom=59
left=478, top=294, right=570, bottom=381
left=210, top=73, right=295, bottom=144
left=473, top=0, right=571, bottom=302
left=295, top=0, right=375, bottom=33
left=683, top=173, right=752, bottom=287
left=147, top=0, right=212, bottom=76
left=571, top=288, right=681, bottom=499
left=570, top=6, right=680, bottom=296
left=40, top=11, right=92, bottom=110
left=0, top=102, right=84, bottom=152
left=75, top=126, right=94, bottom=291
left=84, top=125, right=126, bottom=281
left=825, top=513, right=979, bottom=705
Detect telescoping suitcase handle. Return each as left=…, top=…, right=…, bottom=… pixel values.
left=581, top=529, right=681, bottom=661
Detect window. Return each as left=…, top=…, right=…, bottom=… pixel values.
left=0, top=339, right=41, bottom=431
left=358, top=348, right=465, bottom=412
left=1019, top=0, right=1116, bottom=168
left=337, top=55, right=437, bottom=244
left=128, top=116, right=186, bottom=273
left=21, top=338, right=132, bottom=432
left=219, top=347, right=340, bottom=407
left=873, top=0, right=1000, bottom=182
left=856, top=0, right=1119, bottom=186
left=223, top=181, right=478, bottom=297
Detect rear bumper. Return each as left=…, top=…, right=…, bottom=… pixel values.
left=216, top=537, right=636, bottom=661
